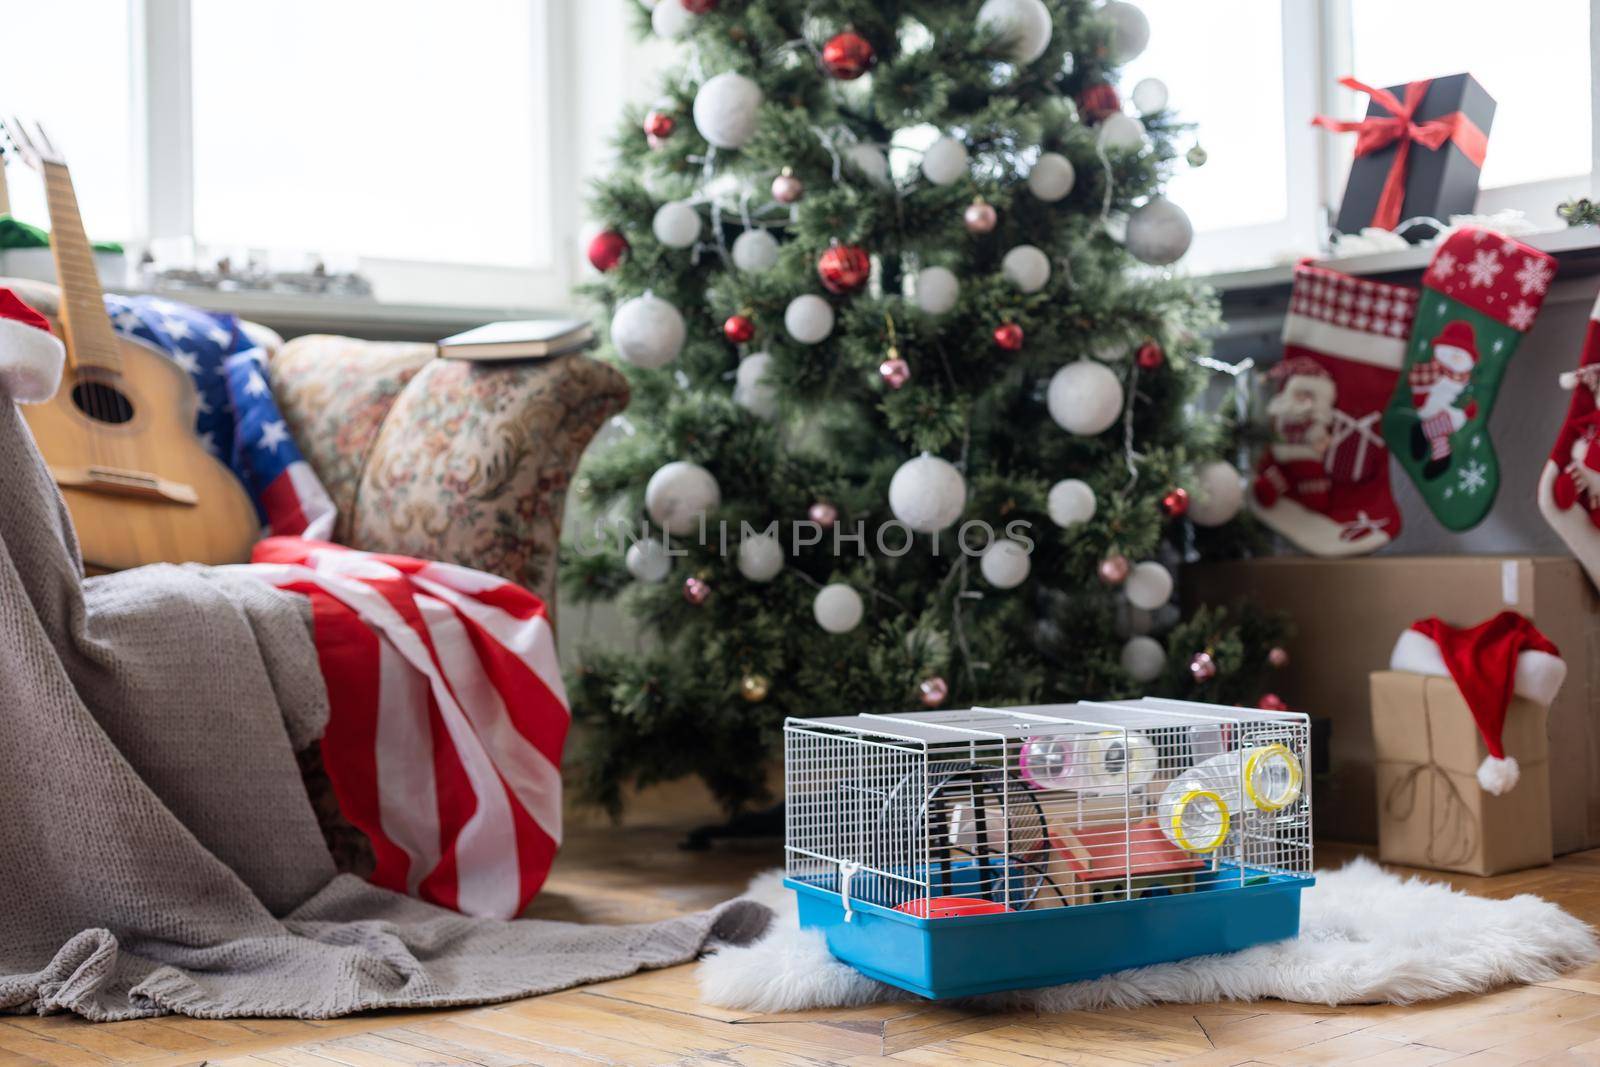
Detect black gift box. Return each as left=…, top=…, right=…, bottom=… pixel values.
left=1332, top=73, right=1496, bottom=239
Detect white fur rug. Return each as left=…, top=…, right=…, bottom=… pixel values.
left=699, top=859, right=1598, bottom=1013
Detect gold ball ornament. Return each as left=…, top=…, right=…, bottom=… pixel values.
left=741, top=674, right=771, bottom=703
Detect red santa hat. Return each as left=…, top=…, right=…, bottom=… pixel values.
left=0, top=289, right=65, bottom=403
left=1431, top=319, right=1479, bottom=366
left=1389, top=612, right=1565, bottom=795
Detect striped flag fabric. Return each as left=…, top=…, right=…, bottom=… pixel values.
left=237, top=537, right=569, bottom=920
left=106, top=294, right=336, bottom=540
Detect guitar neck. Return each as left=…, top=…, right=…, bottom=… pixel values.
left=41, top=161, right=120, bottom=371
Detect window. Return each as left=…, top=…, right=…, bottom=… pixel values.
left=190, top=0, right=548, bottom=269
left=0, top=1, right=134, bottom=242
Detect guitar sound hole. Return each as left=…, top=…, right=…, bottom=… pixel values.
left=71, top=381, right=135, bottom=425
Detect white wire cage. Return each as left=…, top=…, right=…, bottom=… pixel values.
left=785, top=699, right=1313, bottom=917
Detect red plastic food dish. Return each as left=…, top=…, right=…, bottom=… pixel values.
left=893, top=896, right=1012, bottom=919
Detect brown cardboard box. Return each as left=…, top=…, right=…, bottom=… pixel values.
left=1184, top=557, right=1600, bottom=850
left=1369, top=671, right=1552, bottom=875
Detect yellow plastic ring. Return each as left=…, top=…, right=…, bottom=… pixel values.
left=1243, top=743, right=1304, bottom=812
left=1170, top=789, right=1230, bottom=854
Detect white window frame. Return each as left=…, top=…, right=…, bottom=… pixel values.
left=1191, top=0, right=1600, bottom=274
left=124, top=0, right=576, bottom=311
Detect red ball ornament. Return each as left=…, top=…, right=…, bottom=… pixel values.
left=1077, top=83, right=1123, bottom=124
left=964, top=198, right=998, bottom=234
left=808, top=501, right=839, bottom=526
left=1189, top=650, right=1217, bottom=683
left=772, top=168, right=805, bottom=204
left=1098, top=553, right=1130, bottom=586
left=1161, top=487, right=1190, bottom=519
left=994, top=323, right=1024, bottom=352
left=683, top=576, right=711, bottom=605
left=919, top=675, right=950, bottom=708
left=586, top=230, right=629, bottom=273
left=1257, top=693, right=1289, bottom=711
left=879, top=356, right=911, bottom=390
left=821, top=31, right=876, bottom=80
left=1136, top=340, right=1165, bottom=370
left=1268, top=646, right=1290, bottom=669
left=682, top=0, right=717, bottom=12
left=818, top=243, right=871, bottom=295
left=723, top=314, right=756, bottom=344
left=643, top=110, right=676, bottom=140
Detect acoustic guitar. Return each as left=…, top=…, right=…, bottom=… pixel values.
left=4, top=121, right=258, bottom=571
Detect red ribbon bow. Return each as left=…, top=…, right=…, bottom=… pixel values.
left=1313, top=77, right=1489, bottom=232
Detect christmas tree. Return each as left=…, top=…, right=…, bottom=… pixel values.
left=566, top=0, right=1288, bottom=813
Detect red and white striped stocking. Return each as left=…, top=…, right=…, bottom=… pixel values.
left=1538, top=289, right=1600, bottom=589
left=1252, top=262, right=1417, bottom=556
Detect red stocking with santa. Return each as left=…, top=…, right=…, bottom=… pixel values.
left=1252, top=262, right=1415, bottom=556
left=1538, top=288, right=1600, bottom=589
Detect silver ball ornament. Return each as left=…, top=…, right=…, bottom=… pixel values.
left=1103, top=0, right=1151, bottom=62
left=976, top=0, right=1054, bottom=64
left=1123, top=561, right=1174, bottom=611
left=731, top=229, right=780, bottom=273
left=625, top=539, right=673, bottom=584
left=644, top=461, right=721, bottom=536
left=888, top=454, right=967, bottom=534
left=611, top=293, right=686, bottom=369
left=1125, top=196, right=1194, bottom=266
left=921, top=137, right=970, bottom=186
left=734, top=352, right=777, bottom=419
left=784, top=294, right=835, bottom=345
left=980, top=539, right=1032, bottom=589
left=1131, top=77, right=1169, bottom=115
left=1001, top=245, right=1051, bottom=294
left=1047, top=361, right=1124, bottom=436
left=736, top=532, right=785, bottom=583
left=1120, top=635, right=1167, bottom=683
left=1028, top=152, right=1076, bottom=202
left=1047, top=478, right=1096, bottom=528
left=1189, top=461, right=1244, bottom=527
left=914, top=266, right=961, bottom=315
left=652, top=201, right=702, bottom=248
left=814, top=583, right=865, bottom=634
left=692, top=72, right=763, bottom=150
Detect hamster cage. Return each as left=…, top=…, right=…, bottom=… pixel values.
left=784, top=699, right=1313, bottom=999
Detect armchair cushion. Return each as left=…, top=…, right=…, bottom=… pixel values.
left=348, top=354, right=629, bottom=614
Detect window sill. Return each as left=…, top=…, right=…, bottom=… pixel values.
left=113, top=285, right=560, bottom=343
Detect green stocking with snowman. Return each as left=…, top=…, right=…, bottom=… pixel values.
left=1381, top=228, right=1557, bottom=530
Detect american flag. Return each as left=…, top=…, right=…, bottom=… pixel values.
left=240, top=537, right=569, bottom=920
left=106, top=294, right=335, bottom=539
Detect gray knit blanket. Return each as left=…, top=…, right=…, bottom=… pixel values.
left=0, top=399, right=767, bottom=1021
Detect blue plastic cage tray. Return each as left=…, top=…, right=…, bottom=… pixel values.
left=786, top=866, right=1312, bottom=1000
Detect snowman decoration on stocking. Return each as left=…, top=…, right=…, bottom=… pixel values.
left=1408, top=320, right=1480, bottom=481
left=1254, top=358, right=1336, bottom=512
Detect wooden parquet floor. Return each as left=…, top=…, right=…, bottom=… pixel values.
left=8, top=817, right=1600, bottom=1066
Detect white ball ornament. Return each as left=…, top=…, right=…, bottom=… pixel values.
left=625, top=539, right=673, bottom=584
left=1103, top=0, right=1151, bottom=62
left=1047, top=478, right=1096, bottom=529
left=1125, top=196, right=1195, bottom=266
left=737, top=532, right=785, bottom=583
left=1028, top=152, right=1076, bottom=202
left=1124, top=561, right=1174, bottom=611
left=652, top=201, right=702, bottom=248
left=1120, top=635, right=1167, bottom=683
left=814, top=583, right=865, bottom=634
left=921, top=137, right=970, bottom=186
left=1131, top=77, right=1169, bottom=116
left=651, top=0, right=693, bottom=38
left=645, top=461, right=721, bottom=536
left=611, top=293, right=686, bottom=369
left=1047, top=362, right=1124, bottom=437
left=1189, top=461, right=1245, bottom=527
left=693, top=72, right=763, bottom=150
left=889, top=454, right=967, bottom=534
left=784, top=295, right=835, bottom=345
left=980, top=539, right=1032, bottom=590
left=734, top=352, right=777, bottom=419
left=1097, top=112, right=1146, bottom=154
left=914, top=266, right=961, bottom=315
left=731, top=229, right=780, bottom=273
left=1002, top=245, right=1051, bottom=294
left=977, top=0, right=1054, bottom=65
left=846, top=142, right=891, bottom=186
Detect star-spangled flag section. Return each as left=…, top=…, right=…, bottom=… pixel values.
left=236, top=538, right=569, bottom=920
left=105, top=294, right=335, bottom=539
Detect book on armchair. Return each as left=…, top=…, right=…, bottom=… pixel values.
left=438, top=318, right=596, bottom=361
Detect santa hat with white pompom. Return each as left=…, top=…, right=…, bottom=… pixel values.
left=1389, top=611, right=1566, bottom=795
left=0, top=288, right=65, bottom=403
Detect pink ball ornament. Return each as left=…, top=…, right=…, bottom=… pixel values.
left=808, top=501, right=839, bottom=526
left=683, top=576, right=711, bottom=605
left=919, top=676, right=950, bottom=708
left=964, top=198, right=998, bottom=234
left=1268, top=646, right=1290, bottom=669
left=1258, top=693, right=1289, bottom=711
left=772, top=169, right=805, bottom=204
left=1098, top=553, right=1130, bottom=586
left=1189, top=650, right=1217, bottom=683
left=879, top=356, right=911, bottom=390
